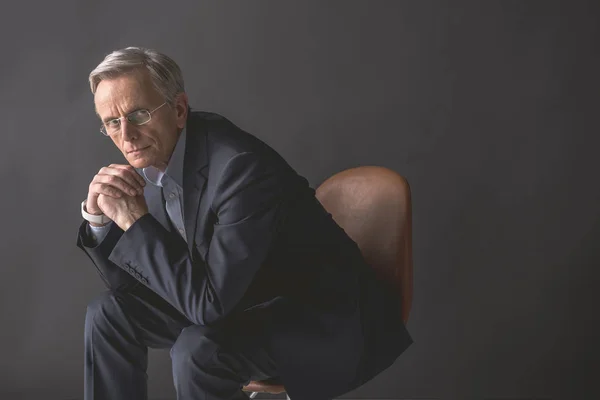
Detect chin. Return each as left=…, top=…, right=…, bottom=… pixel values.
left=127, top=157, right=152, bottom=169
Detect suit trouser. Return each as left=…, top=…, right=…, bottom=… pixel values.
left=84, top=283, right=278, bottom=400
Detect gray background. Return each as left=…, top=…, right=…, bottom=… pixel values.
left=0, top=1, right=598, bottom=399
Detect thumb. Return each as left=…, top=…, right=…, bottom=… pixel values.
left=86, top=192, right=102, bottom=214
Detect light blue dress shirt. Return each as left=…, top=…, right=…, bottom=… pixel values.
left=87, top=128, right=188, bottom=244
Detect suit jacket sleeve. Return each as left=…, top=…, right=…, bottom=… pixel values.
left=76, top=220, right=140, bottom=292
left=107, top=151, right=290, bottom=326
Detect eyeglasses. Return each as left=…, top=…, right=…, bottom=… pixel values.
left=100, top=102, right=167, bottom=136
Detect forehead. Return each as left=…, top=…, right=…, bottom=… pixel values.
left=94, top=71, right=159, bottom=117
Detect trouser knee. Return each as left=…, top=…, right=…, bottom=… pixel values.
left=170, top=325, right=221, bottom=374
left=84, top=290, right=137, bottom=341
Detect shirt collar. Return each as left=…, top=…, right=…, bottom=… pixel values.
left=141, top=127, right=186, bottom=188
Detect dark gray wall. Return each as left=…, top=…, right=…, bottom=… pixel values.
left=0, top=1, right=598, bottom=399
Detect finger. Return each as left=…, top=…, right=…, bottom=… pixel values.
left=85, top=190, right=115, bottom=216
left=109, top=164, right=146, bottom=188
left=98, top=184, right=125, bottom=198
left=90, top=178, right=127, bottom=197
left=111, top=165, right=146, bottom=192
left=97, top=168, right=143, bottom=195
left=85, top=191, right=101, bottom=213
left=90, top=181, right=124, bottom=198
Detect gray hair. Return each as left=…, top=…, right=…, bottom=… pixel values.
left=89, top=47, right=185, bottom=105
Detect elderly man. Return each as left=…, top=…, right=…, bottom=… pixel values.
left=77, top=47, right=412, bottom=400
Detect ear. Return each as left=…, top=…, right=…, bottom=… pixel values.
left=174, top=92, right=189, bottom=129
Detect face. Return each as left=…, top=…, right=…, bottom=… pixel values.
left=94, top=70, right=188, bottom=171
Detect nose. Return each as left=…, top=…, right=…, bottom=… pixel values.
left=120, top=119, right=138, bottom=141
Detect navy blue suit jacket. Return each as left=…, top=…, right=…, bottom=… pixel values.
left=77, top=111, right=413, bottom=400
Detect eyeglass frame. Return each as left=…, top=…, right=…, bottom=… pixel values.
left=100, top=101, right=168, bottom=136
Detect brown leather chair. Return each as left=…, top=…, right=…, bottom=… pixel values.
left=244, top=166, right=414, bottom=399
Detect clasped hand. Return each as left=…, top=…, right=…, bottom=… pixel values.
left=86, top=164, right=149, bottom=231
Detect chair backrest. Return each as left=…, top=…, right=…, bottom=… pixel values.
left=315, top=166, right=413, bottom=324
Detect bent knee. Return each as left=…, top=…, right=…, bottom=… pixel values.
left=85, top=291, right=125, bottom=328
left=86, top=291, right=117, bottom=314
left=170, top=326, right=220, bottom=369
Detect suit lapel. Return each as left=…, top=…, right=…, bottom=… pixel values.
left=183, top=114, right=209, bottom=256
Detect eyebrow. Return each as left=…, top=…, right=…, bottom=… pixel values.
left=101, top=106, right=144, bottom=123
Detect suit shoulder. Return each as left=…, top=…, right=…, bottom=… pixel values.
left=190, top=112, right=284, bottom=163
left=188, top=112, right=311, bottom=193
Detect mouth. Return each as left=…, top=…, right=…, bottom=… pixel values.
left=128, top=146, right=150, bottom=155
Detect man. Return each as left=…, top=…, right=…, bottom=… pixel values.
left=77, top=47, right=412, bottom=400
